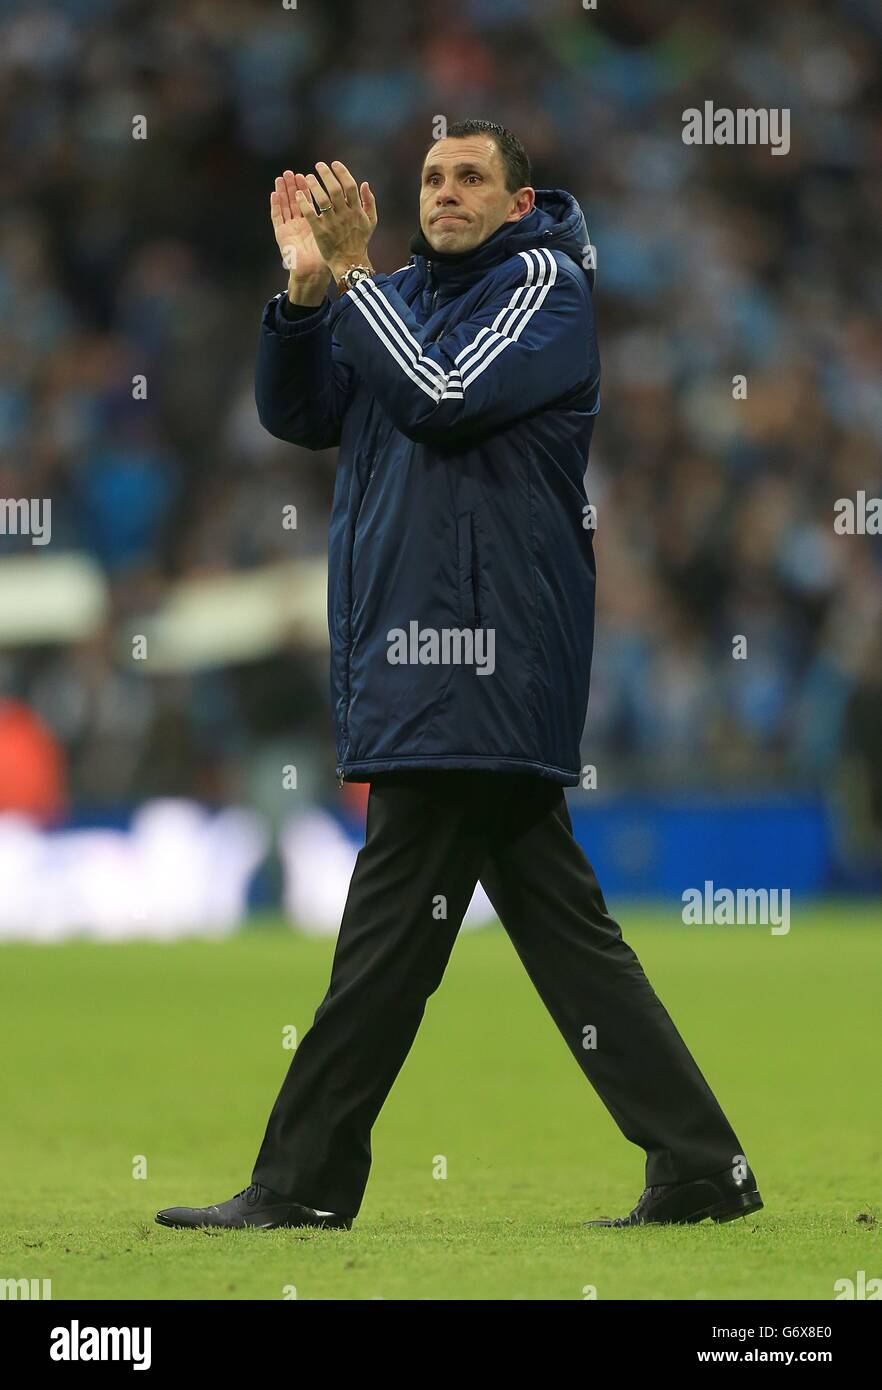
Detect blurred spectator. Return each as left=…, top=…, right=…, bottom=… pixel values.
left=0, top=699, right=67, bottom=823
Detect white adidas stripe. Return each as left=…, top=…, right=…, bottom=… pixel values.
left=351, top=284, right=445, bottom=393
left=354, top=250, right=549, bottom=392
left=494, top=249, right=549, bottom=337
left=347, top=290, right=442, bottom=400
left=450, top=258, right=551, bottom=386
left=442, top=250, right=557, bottom=397
left=358, top=282, right=447, bottom=383
left=346, top=248, right=560, bottom=405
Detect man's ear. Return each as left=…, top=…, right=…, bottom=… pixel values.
left=507, top=188, right=535, bottom=222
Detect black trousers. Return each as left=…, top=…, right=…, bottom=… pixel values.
left=251, top=771, right=746, bottom=1218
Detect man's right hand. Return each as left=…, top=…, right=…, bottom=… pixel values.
left=271, top=170, right=331, bottom=306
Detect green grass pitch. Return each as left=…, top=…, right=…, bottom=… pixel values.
left=1, top=904, right=878, bottom=1300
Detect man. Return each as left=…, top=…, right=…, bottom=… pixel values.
left=156, top=120, right=761, bottom=1233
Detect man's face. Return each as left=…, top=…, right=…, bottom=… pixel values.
left=419, top=136, right=534, bottom=253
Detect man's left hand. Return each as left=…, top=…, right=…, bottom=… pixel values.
left=295, top=161, right=377, bottom=279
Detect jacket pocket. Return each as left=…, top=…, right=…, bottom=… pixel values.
left=353, top=451, right=376, bottom=532
left=351, top=452, right=377, bottom=583
left=456, top=511, right=479, bottom=628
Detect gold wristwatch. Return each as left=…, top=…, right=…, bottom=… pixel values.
left=336, top=264, right=374, bottom=297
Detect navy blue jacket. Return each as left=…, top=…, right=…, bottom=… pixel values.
left=256, top=188, right=601, bottom=785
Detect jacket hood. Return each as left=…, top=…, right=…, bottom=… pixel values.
left=408, top=187, right=595, bottom=295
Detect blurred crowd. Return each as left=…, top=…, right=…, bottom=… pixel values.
left=1, top=0, right=881, bottom=818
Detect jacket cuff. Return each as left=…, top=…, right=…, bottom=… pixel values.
left=265, top=289, right=333, bottom=336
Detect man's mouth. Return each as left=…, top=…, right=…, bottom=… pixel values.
left=433, top=215, right=467, bottom=224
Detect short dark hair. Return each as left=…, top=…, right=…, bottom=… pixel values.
left=426, top=120, right=531, bottom=194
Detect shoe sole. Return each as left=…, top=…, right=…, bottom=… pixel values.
left=154, top=1212, right=352, bottom=1231
left=706, top=1190, right=764, bottom=1223
left=585, top=1189, right=764, bottom=1227
left=666, top=1189, right=765, bottom=1225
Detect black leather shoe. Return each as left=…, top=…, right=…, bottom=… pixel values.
left=585, top=1165, right=763, bottom=1227
left=154, top=1183, right=353, bottom=1230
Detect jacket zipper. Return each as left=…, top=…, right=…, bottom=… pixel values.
left=340, top=453, right=378, bottom=793
left=338, top=260, right=432, bottom=793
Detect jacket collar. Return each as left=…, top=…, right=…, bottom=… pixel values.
left=411, top=208, right=541, bottom=304
left=407, top=188, right=594, bottom=303
left=408, top=211, right=536, bottom=293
